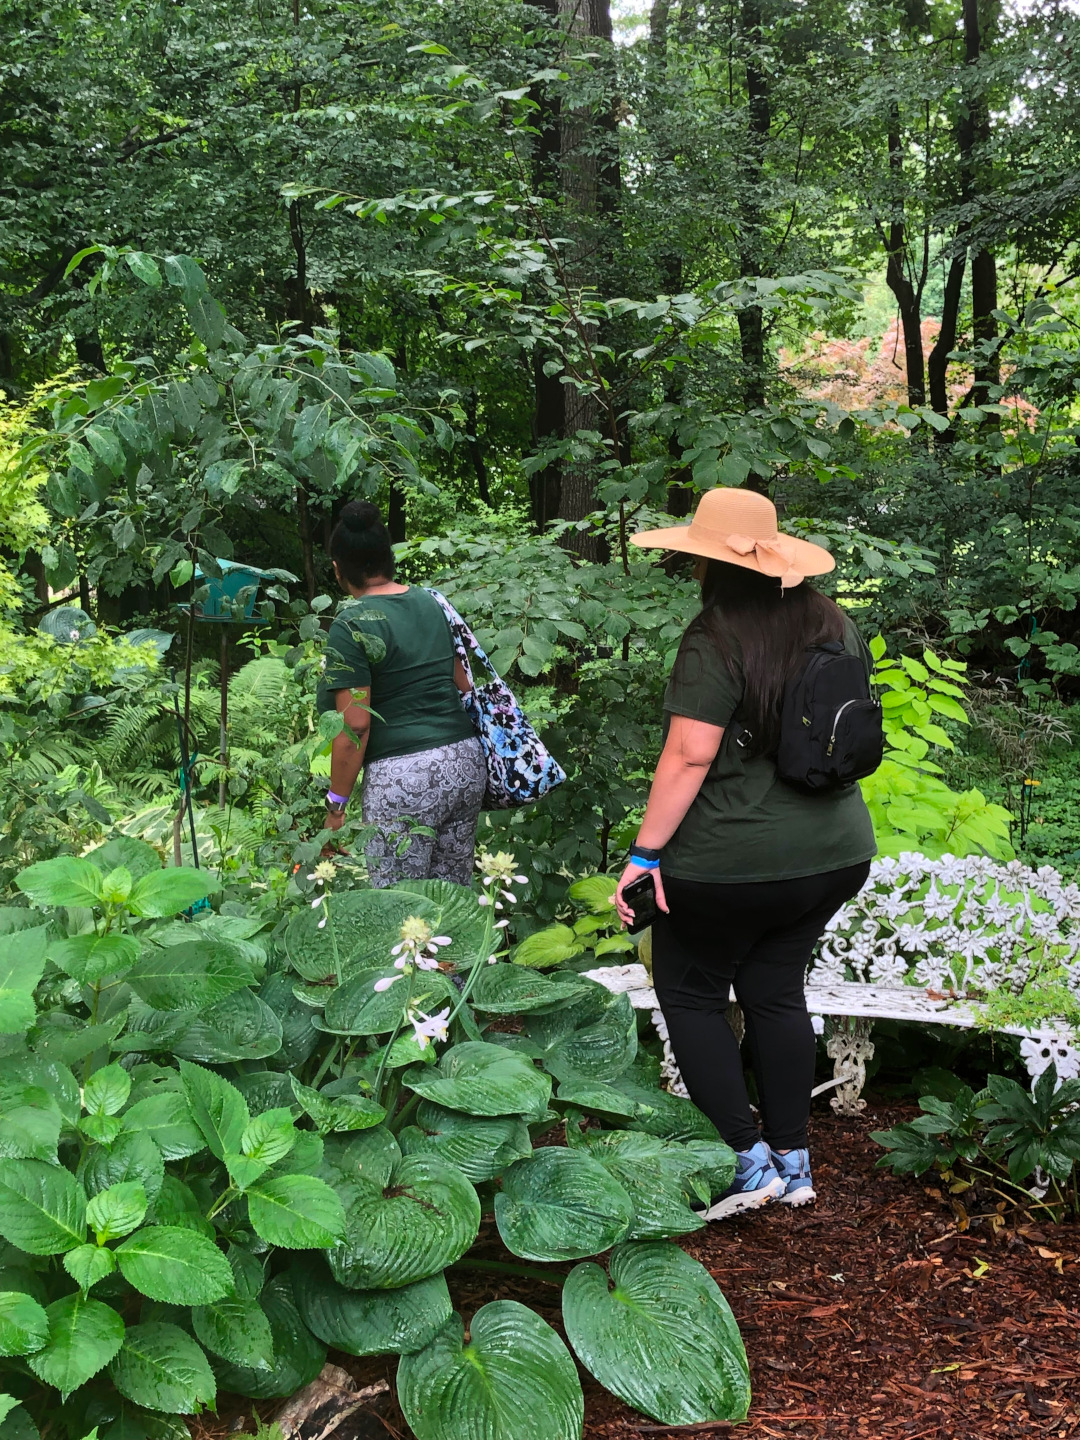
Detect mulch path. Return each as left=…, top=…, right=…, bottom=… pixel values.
left=211, top=1099, right=1080, bottom=1440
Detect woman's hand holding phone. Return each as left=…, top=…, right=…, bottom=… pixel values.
left=615, top=863, right=669, bottom=929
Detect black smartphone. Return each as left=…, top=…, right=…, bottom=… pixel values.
left=624, top=873, right=660, bottom=935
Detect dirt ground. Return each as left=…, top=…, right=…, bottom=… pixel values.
left=214, top=1098, right=1080, bottom=1440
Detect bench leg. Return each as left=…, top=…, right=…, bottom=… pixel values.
left=825, top=1017, right=874, bottom=1117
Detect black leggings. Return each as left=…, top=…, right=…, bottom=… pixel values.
left=651, top=861, right=872, bottom=1152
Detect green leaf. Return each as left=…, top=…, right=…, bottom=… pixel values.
left=240, top=1107, right=297, bottom=1166
left=512, top=924, right=584, bottom=969
left=146, top=1176, right=214, bottom=1239
left=127, top=870, right=218, bottom=919
left=185, top=293, right=226, bottom=350
left=78, top=1130, right=164, bottom=1206
left=397, top=1302, right=583, bottom=1440
left=0, top=1083, right=62, bottom=1160
left=0, top=1159, right=87, bottom=1254
left=330, top=1155, right=480, bottom=1290
left=608, top=1071, right=720, bottom=1142
left=553, top=1079, right=638, bottom=1120
left=87, top=1182, right=147, bottom=1241
left=116, top=1227, right=234, bottom=1304
left=48, top=933, right=138, bottom=985
left=0, top=929, right=47, bottom=1033
left=246, top=1176, right=345, bottom=1249
left=125, top=252, right=162, bottom=288
left=562, top=1242, right=750, bottom=1424
left=211, top=1275, right=325, bottom=1400
left=399, top=1102, right=532, bottom=1183
left=526, top=990, right=637, bottom=1083
left=168, top=987, right=283, bottom=1063
left=63, top=1243, right=117, bottom=1293
left=121, top=1091, right=205, bottom=1160
left=289, top=1078, right=386, bottom=1135
left=469, top=964, right=592, bottom=1015
left=494, top=1148, right=633, bottom=1262
left=163, top=255, right=208, bottom=291
left=0, top=1291, right=48, bottom=1356
left=319, top=1127, right=401, bottom=1192
left=405, top=1042, right=552, bottom=1119
left=293, top=1262, right=452, bottom=1356
left=567, top=875, right=618, bottom=914
left=15, top=852, right=102, bottom=910
left=29, top=1293, right=125, bottom=1400
left=84, top=1063, right=132, bottom=1117
left=179, top=1060, right=248, bottom=1160
left=126, top=939, right=257, bottom=1012
left=322, top=968, right=456, bottom=1037
left=110, top=1322, right=215, bottom=1414
left=192, top=1297, right=274, bottom=1372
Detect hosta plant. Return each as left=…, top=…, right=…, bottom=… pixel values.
left=0, top=841, right=749, bottom=1440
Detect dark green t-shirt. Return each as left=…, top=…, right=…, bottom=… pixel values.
left=316, top=587, right=475, bottom=763
left=660, top=614, right=878, bottom=883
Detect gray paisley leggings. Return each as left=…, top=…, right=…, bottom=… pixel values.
left=361, top=736, right=487, bottom=888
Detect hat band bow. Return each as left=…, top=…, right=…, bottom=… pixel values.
left=726, top=532, right=804, bottom=589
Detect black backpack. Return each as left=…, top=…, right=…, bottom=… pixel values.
left=732, top=641, right=884, bottom=793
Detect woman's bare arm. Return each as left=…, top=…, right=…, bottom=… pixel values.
left=326, top=686, right=372, bottom=830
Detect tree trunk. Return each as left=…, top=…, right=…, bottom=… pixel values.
left=927, top=252, right=967, bottom=417
left=464, top=391, right=492, bottom=509
left=883, top=111, right=927, bottom=407
left=736, top=0, right=771, bottom=449
left=963, top=0, right=999, bottom=407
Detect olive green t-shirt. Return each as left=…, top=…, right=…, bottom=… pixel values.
left=660, top=615, right=878, bottom=883
left=316, top=587, right=475, bottom=763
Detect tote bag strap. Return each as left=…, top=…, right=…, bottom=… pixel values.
left=425, top=588, right=499, bottom=684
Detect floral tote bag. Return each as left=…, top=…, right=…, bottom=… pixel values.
left=426, top=588, right=567, bottom=810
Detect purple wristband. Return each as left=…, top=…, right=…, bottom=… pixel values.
left=326, top=790, right=350, bottom=807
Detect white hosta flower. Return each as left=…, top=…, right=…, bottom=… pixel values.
left=408, top=1006, right=451, bottom=1050
left=487, top=954, right=498, bottom=964
left=494, top=918, right=510, bottom=929
left=311, top=894, right=325, bottom=909
left=317, top=916, right=327, bottom=929
left=373, top=975, right=400, bottom=993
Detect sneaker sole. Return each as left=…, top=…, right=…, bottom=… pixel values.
left=703, top=1177, right=785, bottom=1221
left=780, top=1186, right=817, bottom=1207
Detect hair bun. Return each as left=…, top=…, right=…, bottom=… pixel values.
left=338, top=500, right=381, bottom=535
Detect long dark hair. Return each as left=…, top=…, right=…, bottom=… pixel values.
left=329, top=500, right=396, bottom=588
left=674, top=559, right=845, bottom=756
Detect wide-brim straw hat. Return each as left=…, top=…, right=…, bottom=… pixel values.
left=629, top=487, right=834, bottom=590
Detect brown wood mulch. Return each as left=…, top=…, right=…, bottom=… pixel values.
left=204, top=1099, right=1080, bottom=1440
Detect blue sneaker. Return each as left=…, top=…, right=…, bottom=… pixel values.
left=769, top=1146, right=816, bottom=1207
left=704, top=1140, right=786, bottom=1221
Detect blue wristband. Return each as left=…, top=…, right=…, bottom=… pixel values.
left=630, top=856, right=660, bottom=871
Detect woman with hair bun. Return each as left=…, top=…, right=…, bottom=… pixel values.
left=315, top=500, right=486, bottom=886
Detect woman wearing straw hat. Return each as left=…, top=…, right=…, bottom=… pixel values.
left=615, top=487, right=876, bottom=1220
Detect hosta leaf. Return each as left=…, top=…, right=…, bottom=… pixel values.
left=122, top=1091, right=205, bottom=1160
left=494, top=1149, right=633, bottom=1262
left=110, top=1322, right=216, bottom=1413
left=322, top=968, right=455, bottom=1037
left=0, top=1291, right=48, bottom=1356
left=192, top=1297, right=274, bottom=1371
left=29, top=1293, right=125, bottom=1399
left=179, top=1061, right=248, bottom=1160
left=63, top=1243, right=117, bottom=1292
left=116, top=1227, right=233, bottom=1304
left=0, top=930, right=47, bottom=1033
left=563, top=1242, right=750, bottom=1424
left=319, top=1128, right=401, bottom=1192
left=78, top=1131, right=165, bottom=1206
left=329, top=1155, right=479, bottom=1291
left=404, top=1042, right=551, bottom=1119
left=589, top=1155, right=702, bottom=1240
left=399, top=1103, right=531, bottom=1183
left=126, top=869, right=218, bottom=919
left=47, top=933, right=137, bottom=985
left=397, top=1302, right=583, bottom=1440
left=528, top=990, right=637, bottom=1083
left=16, top=858, right=104, bottom=910
left=0, top=1159, right=87, bottom=1255
left=285, top=891, right=434, bottom=981
left=387, top=880, right=489, bottom=969
left=126, top=940, right=257, bottom=1011
left=211, top=1275, right=325, bottom=1400
left=469, top=964, right=592, bottom=1014
left=170, top=988, right=283, bottom=1063
left=553, top=1079, right=638, bottom=1120
left=608, top=1073, right=720, bottom=1142
left=246, top=1175, right=345, bottom=1249
left=293, top=1261, right=452, bottom=1356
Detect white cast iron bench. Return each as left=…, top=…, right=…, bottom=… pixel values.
left=587, top=854, right=1080, bottom=1115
